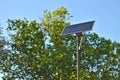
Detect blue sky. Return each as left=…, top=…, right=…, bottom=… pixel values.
left=0, top=0, right=120, bottom=42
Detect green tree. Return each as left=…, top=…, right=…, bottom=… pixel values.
left=2, top=18, right=47, bottom=79
left=0, top=27, right=6, bottom=54
left=80, top=33, right=120, bottom=80
left=41, top=6, right=76, bottom=80
left=0, top=27, right=9, bottom=79
left=0, top=7, right=120, bottom=80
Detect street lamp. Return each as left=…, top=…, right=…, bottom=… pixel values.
left=61, top=21, right=95, bottom=80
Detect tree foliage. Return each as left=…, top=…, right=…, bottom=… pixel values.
left=0, top=27, right=8, bottom=78
left=0, top=27, right=6, bottom=54
left=80, top=33, right=120, bottom=79
left=0, top=7, right=120, bottom=80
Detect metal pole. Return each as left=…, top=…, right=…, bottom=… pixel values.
left=76, top=33, right=82, bottom=80
left=76, top=33, right=83, bottom=80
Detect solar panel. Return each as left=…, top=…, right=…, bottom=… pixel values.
left=61, top=21, right=95, bottom=35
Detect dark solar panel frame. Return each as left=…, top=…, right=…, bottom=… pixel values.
left=61, top=21, right=95, bottom=35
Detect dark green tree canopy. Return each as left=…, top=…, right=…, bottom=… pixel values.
left=0, top=27, right=9, bottom=78
left=0, top=7, right=120, bottom=80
